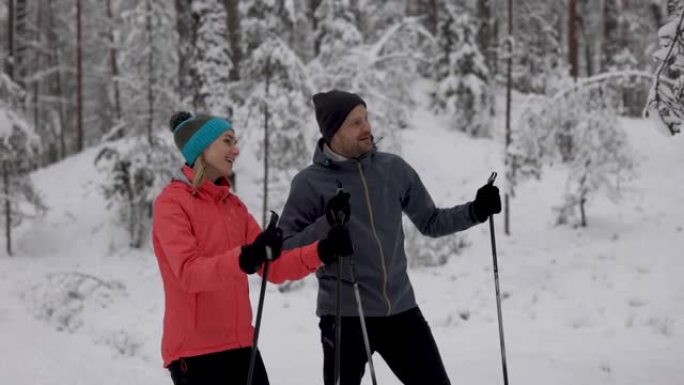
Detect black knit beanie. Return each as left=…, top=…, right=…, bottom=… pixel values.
left=312, top=90, right=366, bottom=143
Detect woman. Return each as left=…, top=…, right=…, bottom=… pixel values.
left=152, top=111, right=351, bottom=385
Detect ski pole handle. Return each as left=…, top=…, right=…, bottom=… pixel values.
left=487, top=171, right=497, bottom=186
left=265, top=210, right=279, bottom=261
left=330, top=182, right=350, bottom=227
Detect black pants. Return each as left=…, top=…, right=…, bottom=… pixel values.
left=319, top=307, right=450, bottom=385
left=168, top=347, right=269, bottom=385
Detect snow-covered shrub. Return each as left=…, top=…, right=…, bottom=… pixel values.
left=404, top=223, right=469, bottom=268
left=94, top=135, right=180, bottom=248
left=22, top=271, right=126, bottom=332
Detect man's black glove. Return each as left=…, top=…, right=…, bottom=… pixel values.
left=471, top=183, right=502, bottom=223
left=325, top=190, right=351, bottom=226
left=317, top=226, right=354, bottom=264
left=239, top=223, right=283, bottom=274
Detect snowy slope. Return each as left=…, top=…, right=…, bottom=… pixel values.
left=1, top=96, right=683, bottom=385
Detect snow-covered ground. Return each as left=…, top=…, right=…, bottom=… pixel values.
left=1, top=94, right=683, bottom=384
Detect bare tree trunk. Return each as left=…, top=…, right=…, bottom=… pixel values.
left=578, top=16, right=593, bottom=77
left=262, top=56, right=271, bottom=227
left=568, top=0, right=578, bottom=79
left=223, top=0, right=241, bottom=81
left=5, top=0, right=13, bottom=78
left=146, top=0, right=154, bottom=145
left=14, top=0, right=27, bottom=89
left=504, top=0, right=512, bottom=236
left=2, top=161, right=11, bottom=257
left=309, top=0, right=323, bottom=56
left=76, top=0, right=84, bottom=152
left=32, top=4, right=43, bottom=131
left=47, top=0, right=66, bottom=159
left=106, top=0, right=122, bottom=122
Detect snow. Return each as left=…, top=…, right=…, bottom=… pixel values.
left=2, top=87, right=684, bottom=385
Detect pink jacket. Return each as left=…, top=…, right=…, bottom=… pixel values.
left=152, top=166, right=321, bottom=367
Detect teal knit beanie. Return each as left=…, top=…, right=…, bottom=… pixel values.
left=169, top=111, right=233, bottom=166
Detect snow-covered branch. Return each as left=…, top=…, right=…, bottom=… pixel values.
left=644, top=7, right=684, bottom=136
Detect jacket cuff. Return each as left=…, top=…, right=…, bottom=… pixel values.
left=467, top=201, right=483, bottom=224
left=219, top=246, right=245, bottom=280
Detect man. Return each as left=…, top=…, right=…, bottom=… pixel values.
left=279, top=90, right=501, bottom=385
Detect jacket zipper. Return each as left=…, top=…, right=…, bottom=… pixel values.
left=356, top=162, right=392, bottom=316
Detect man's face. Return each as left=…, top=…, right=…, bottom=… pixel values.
left=329, top=104, right=373, bottom=158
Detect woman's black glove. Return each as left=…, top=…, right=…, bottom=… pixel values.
left=239, top=223, right=283, bottom=274
left=317, top=226, right=354, bottom=265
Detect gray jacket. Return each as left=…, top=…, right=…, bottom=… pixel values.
left=280, top=139, right=479, bottom=317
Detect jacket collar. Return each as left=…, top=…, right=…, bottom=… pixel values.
left=312, top=138, right=376, bottom=170
left=177, top=165, right=232, bottom=202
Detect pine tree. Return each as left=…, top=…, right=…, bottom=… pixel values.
left=118, top=0, right=178, bottom=143
left=512, top=0, right=565, bottom=94
left=190, top=0, right=233, bottom=117
left=240, top=0, right=313, bottom=221
left=0, top=74, right=45, bottom=256
left=313, top=6, right=433, bottom=152
left=433, top=2, right=491, bottom=137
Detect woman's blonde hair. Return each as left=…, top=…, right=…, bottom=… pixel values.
left=191, top=156, right=207, bottom=192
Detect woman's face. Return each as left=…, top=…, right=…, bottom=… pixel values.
left=202, top=131, right=240, bottom=181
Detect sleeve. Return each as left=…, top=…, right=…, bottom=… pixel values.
left=153, top=196, right=244, bottom=293
left=243, top=213, right=322, bottom=284
left=266, top=242, right=322, bottom=284
left=400, top=158, right=478, bottom=237
left=279, top=172, right=331, bottom=249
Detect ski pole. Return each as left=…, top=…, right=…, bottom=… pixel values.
left=247, top=211, right=279, bottom=385
left=335, top=253, right=342, bottom=385
left=348, top=259, right=377, bottom=385
left=330, top=185, right=350, bottom=385
left=486, top=172, right=509, bottom=385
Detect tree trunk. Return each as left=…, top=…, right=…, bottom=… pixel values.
left=76, top=0, right=84, bottom=152
left=309, top=0, right=323, bottom=56
left=568, top=0, right=578, bottom=79
left=504, top=0, right=513, bottom=236
left=223, top=0, right=241, bottom=81
left=262, top=57, right=271, bottom=228
left=175, top=0, right=194, bottom=104
left=476, top=0, right=495, bottom=77
left=46, top=0, right=67, bottom=159
left=32, top=4, right=44, bottom=132
left=601, top=0, right=619, bottom=72
left=2, top=162, right=11, bottom=257
left=5, top=0, right=13, bottom=78
left=578, top=16, right=593, bottom=77
left=106, top=0, right=122, bottom=122
left=146, top=0, right=154, bottom=145
left=14, top=0, right=27, bottom=89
